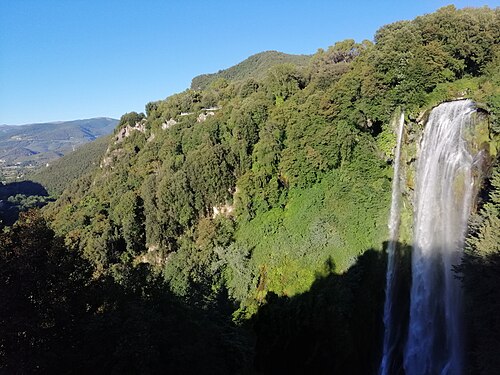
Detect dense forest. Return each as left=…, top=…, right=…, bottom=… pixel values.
left=1, top=5, right=499, bottom=374
left=0, top=137, right=111, bottom=226
left=29, top=135, right=112, bottom=196
left=190, top=50, right=311, bottom=90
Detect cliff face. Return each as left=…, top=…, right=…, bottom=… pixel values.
left=397, top=102, right=497, bottom=247
left=1, top=5, right=499, bottom=375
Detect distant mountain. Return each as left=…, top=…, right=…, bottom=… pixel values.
left=29, top=135, right=111, bottom=196
left=190, top=50, right=311, bottom=90
left=0, top=117, right=118, bottom=179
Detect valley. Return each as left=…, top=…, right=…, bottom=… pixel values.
left=0, top=118, right=117, bottom=180
left=1, top=4, right=499, bottom=374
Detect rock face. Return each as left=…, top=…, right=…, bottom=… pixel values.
left=197, top=111, right=215, bottom=123
left=115, top=120, right=146, bottom=143
left=404, top=100, right=481, bottom=375
left=212, top=203, right=234, bottom=218
left=379, top=101, right=497, bottom=375
left=162, top=118, right=177, bottom=130
left=101, top=120, right=148, bottom=169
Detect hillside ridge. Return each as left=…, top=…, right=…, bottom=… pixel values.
left=190, top=50, right=311, bottom=90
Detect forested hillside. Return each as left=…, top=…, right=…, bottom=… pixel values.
left=190, top=50, right=311, bottom=90
left=1, top=6, right=499, bottom=374
left=29, top=135, right=111, bottom=196
left=0, top=136, right=112, bottom=228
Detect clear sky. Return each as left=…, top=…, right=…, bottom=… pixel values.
left=1, top=0, right=498, bottom=125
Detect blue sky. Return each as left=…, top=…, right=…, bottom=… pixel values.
left=1, top=0, right=498, bottom=125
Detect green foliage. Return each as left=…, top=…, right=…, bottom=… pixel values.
left=229, top=93, right=272, bottom=174
left=0, top=210, right=91, bottom=372
left=376, top=108, right=403, bottom=160
left=232, top=156, right=390, bottom=314
left=414, top=5, right=499, bottom=76
left=307, top=39, right=369, bottom=90
left=29, top=135, right=111, bottom=196
left=279, top=105, right=356, bottom=187
left=253, top=249, right=388, bottom=374
left=265, top=63, right=306, bottom=103
left=117, top=111, right=146, bottom=129
left=0, top=211, right=252, bottom=373
left=239, top=78, right=260, bottom=98
left=481, top=47, right=500, bottom=133
left=459, top=166, right=500, bottom=374
left=44, top=5, right=499, bottom=310
left=111, top=190, right=146, bottom=258
left=217, top=242, right=256, bottom=304
left=320, top=5, right=500, bottom=125
left=27, top=6, right=500, bottom=372
left=191, top=50, right=311, bottom=90
left=6, top=193, right=51, bottom=211
left=467, top=168, right=500, bottom=255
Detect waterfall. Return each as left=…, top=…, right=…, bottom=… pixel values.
left=380, top=111, right=405, bottom=375
left=404, top=100, right=478, bottom=375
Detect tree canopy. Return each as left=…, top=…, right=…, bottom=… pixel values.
left=2, top=5, right=500, bottom=374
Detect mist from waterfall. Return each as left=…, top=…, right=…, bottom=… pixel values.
left=404, top=100, right=478, bottom=375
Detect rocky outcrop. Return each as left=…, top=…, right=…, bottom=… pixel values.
left=162, top=118, right=177, bottom=130
left=212, top=203, right=234, bottom=218
left=115, top=120, right=146, bottom=143
left=197, top=111, right=215, bottom=123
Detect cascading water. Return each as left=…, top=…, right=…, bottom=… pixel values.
left=404, top=100, right=479, bottom=375
left=380, top=111, right=405, bottom=375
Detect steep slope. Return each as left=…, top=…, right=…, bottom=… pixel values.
left=20, top=5, right=500, bottom=374
left=46, top=5, right=499, bottom=307
left=29, top=135, right=112, bottom=196
left=190, top=50, right=311, bottom=90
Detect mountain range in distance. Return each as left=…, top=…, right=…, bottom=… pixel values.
left=0, top=52, right=310, bottom=182
left=0, top=117, right=118, bottom=180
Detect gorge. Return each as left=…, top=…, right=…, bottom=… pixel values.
left=381, top=100, right=484, bottom=375
left=1, top=5, right=499, bottom=374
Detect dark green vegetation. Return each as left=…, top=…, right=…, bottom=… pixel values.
left=0, top=211, right=250, bottom=374
left=0, top=136, right=112, bottom=228
left=29, top=135, right=111, bottom=196
left=0, top=117, right=117, bottom=180
left=458, top=166, right=500, bottom=375
left=0, top=181, right=50, bottom=227
left=191, top=50, right=311, bottom=90
left=1, top=6, right=499, bottom=374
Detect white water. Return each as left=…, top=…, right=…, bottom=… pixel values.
left=404, top=100, right=478, bottom=375
left=380, top=111, right=405, bottom=375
